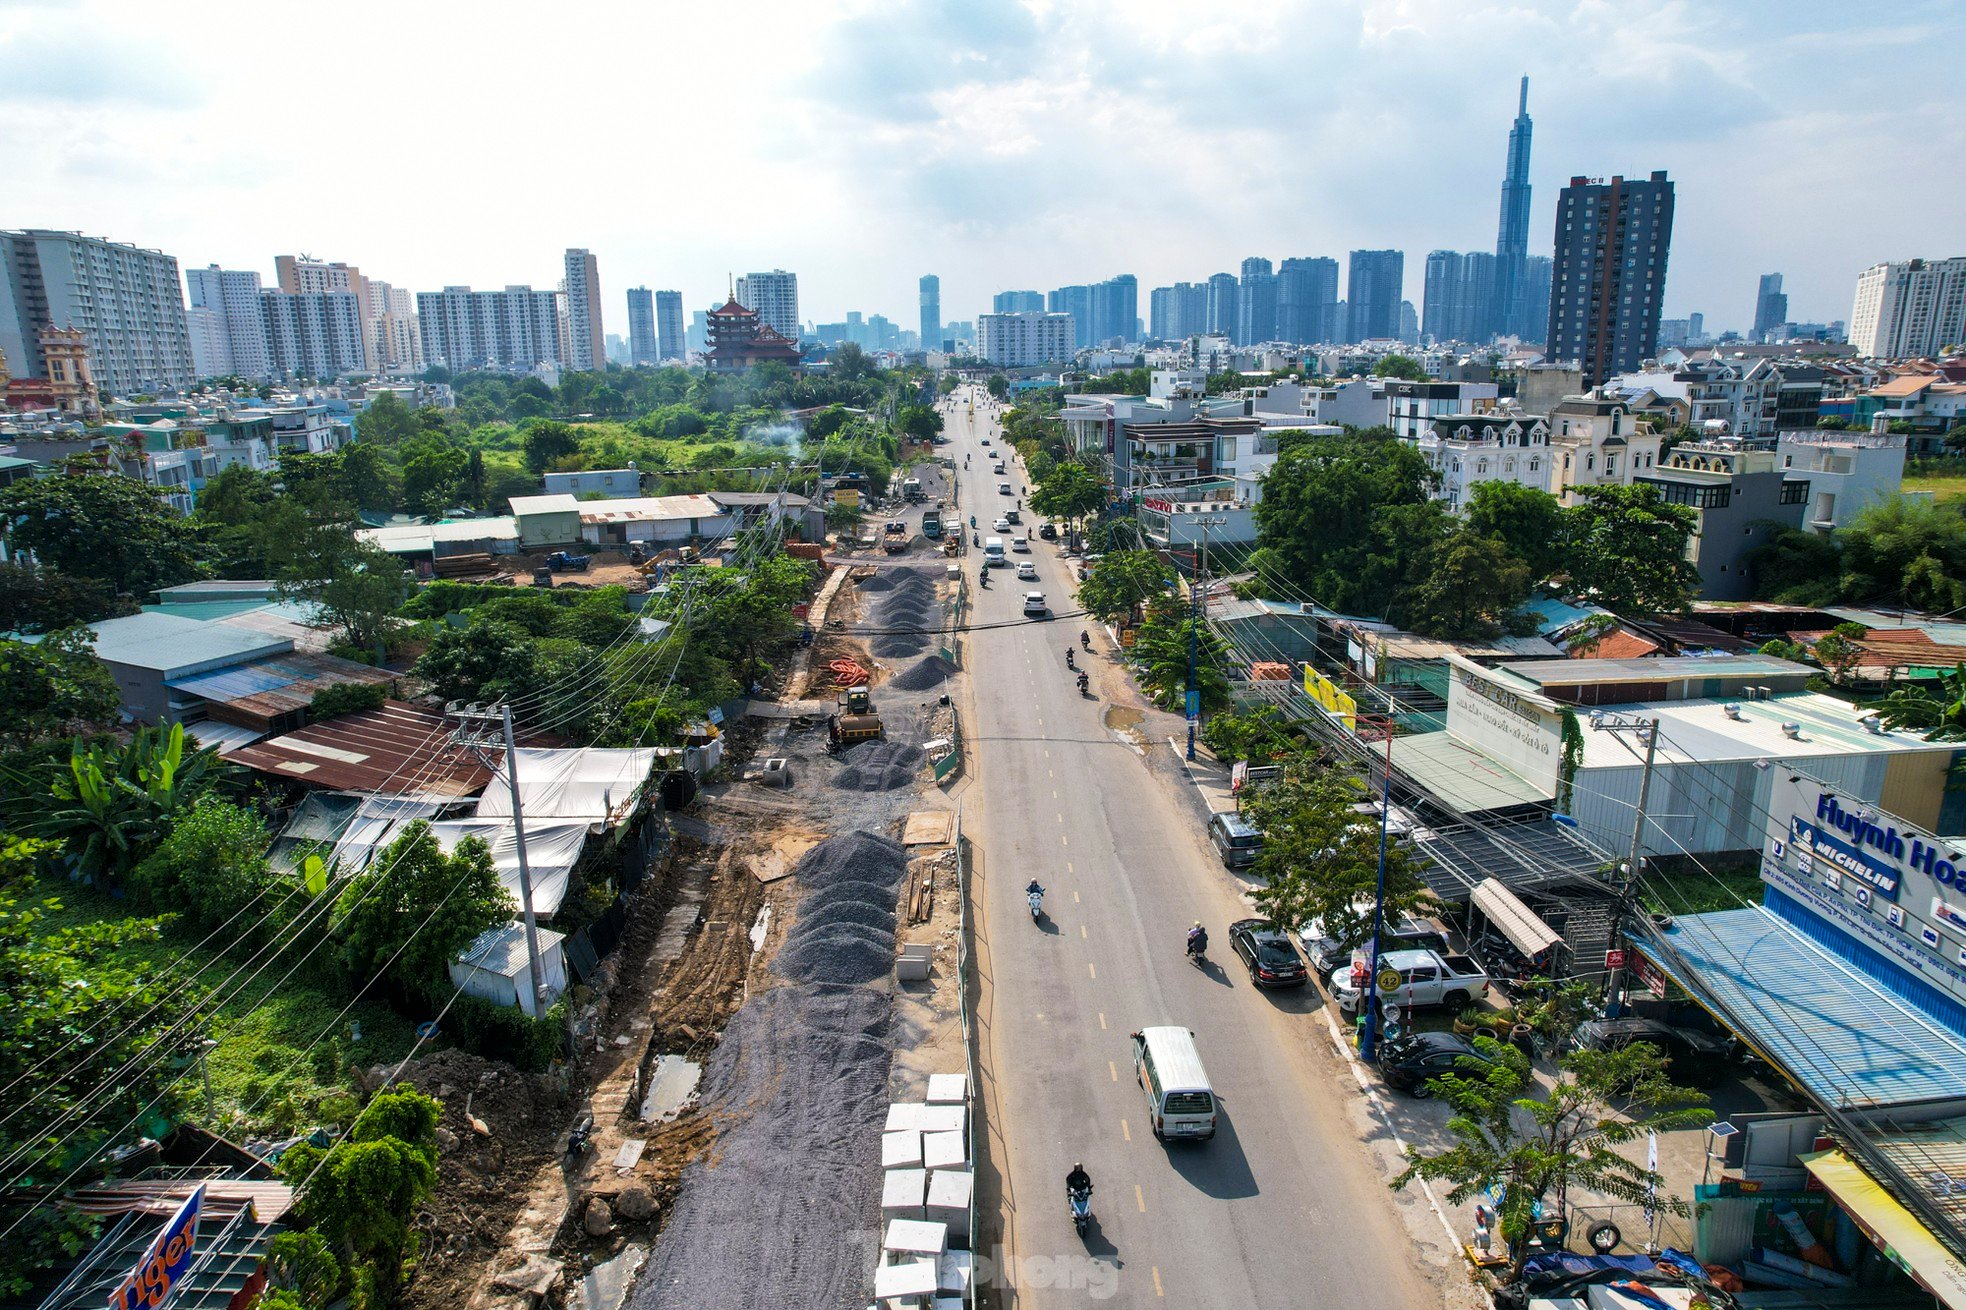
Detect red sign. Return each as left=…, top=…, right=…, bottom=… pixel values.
left=1142, top=497, right=1173, bottom=514
left=1632, top=952, right=1668, bottom=998
left=1604, top=949, right=1627, bottom=969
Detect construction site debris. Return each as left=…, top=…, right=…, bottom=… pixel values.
left=831, top=741, right=924, bottom=791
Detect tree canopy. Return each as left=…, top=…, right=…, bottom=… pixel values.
left=332, top=824, right=513, bottom=998
left=0, top=630, right=120, bottom=747
left=1251, top=433, right=1439, bottom=616
left=1077, top=549, right=1173, bottom=621
left=1563, top=484, right=1700, bottom=615
left=0, top=472, right=204, bottom=601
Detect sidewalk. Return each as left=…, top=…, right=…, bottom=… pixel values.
left=1165, top=735, right=1239, bottom=816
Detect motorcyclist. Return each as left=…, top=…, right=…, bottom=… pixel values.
left=1064, top=647, right=1075, bottom=669
left=978, top=567, right=990, bottom=587
left=1186, top=921, right=1208, bottom=958
left=1026, top=879, right=1045, bottom=899
left=1066, top=1162, right=1092, bottom=1198
left=973, top=531, right=981, bottom=546
left=1080, top=629, right=1091, bottom=649
left=1077, top=671, right=1090, bottom=694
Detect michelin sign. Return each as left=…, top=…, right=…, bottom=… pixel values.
left=1765, top=772, right=1966, bottom=1009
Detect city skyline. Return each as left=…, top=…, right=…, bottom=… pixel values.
left=3, top=1, right=1961, bottom=337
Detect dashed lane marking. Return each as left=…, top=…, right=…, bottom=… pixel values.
left=1135, top=1185, right=1146, bottom=1213
left=1153, top=1267, right=1164, bottom=1297
left=1098, top=1012, right=1106, bottom=1029
left=1109, top=1061, right=1117, bottom=1082
left=1087, top=962, right=1096, bottom=979
left=1080, top=924, right=1087, bottom=939
left=1121, top=1119, right=1131, bottom=1142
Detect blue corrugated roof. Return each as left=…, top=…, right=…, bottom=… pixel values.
left=1517, top=595, right=1612, bottom=636
left=1636, top=906, right=1966, bottom=1112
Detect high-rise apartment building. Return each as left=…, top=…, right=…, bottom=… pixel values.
left=261, top=290, right=366, bottom=379
left=1752, top=273, right=1788, bottom=343
left=1237, top=258, right=1276, bottom=345
left=1204, top=273, right=1239, bottom=338
left=415, top=286, right=565, bottom=372
left=735, top=270, right=799, bottom=342
left=0, top=229, right=194, bottom=395
left=1421, top=251, right=1499, bottom=343
left=275, top=255, right=377, bottom=371
left=185, top=265, right=271, bottom=379
left=1346, top=249, right=1404, bottom=342
left=993, top=290, right=1045, bottom=314
left=1088, top=275, right=1137, bottom=345
left=1277, top=257, right=1339, bottom=344
left=1493, top=77, right=1534, bottom=338
left=562, top=248, right=604, bottom=371
left=626, top=287, right=657, bottom=365
left=919, top=274, right=941, bottom=353
left=364, top=280, right=422, bottom=374
left=655, top=290, right=685, bottom=361
left=1149, top=282, right=1208, bottom=340
left=1521, top=255, right=1553, bottom=345
left=1547, top=171, right=1674, bottom=385
left=1848, top=257, right=1966, bottom=359
left=1048, top=285, right=1092, bottom=348
left=977, top=312, right=1075, bottom=366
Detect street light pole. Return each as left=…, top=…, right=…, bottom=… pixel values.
left=1360, top=727, right=1396, bottom=1064
left=1596, top=713, right=1659, bottom=1017
left=1185, top=514, right=1230, bottom=761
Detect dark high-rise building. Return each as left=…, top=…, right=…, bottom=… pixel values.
left=1346, top=249, right=1404, bottom=342
left=1423, top=251, right=1460, bottom=343
left=1048, top=285, right=1092, bottom=348
left=1150, top=282, right=1208, bottom=340
left=1204, top=273, right=1238, bottom=337
left=1520, top=257, right=1551, bottom=346
left=654, top=290, right=684, bottom=360
left=626, top=287, right=656, bottom=364
left=1494, top=76, right=1535, bottom=338
left=1236, top=257, right=1277, bottom=345
left=1277, top=257, right=1339, bottom=344
left=994, top=290, right=1046, bottom=314
left=1752, top=273, right=1787, bottom=342
left=1089, top=274, right=1137, bottom=345
left=1426, top=251, right=1500, bottom=343
left=919, top=274, right=941, bottom=352
left=1547, top=171, right=1675, bottom=385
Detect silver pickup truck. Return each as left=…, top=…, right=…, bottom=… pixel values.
left=1328, top=948, right=1490, bottom=1016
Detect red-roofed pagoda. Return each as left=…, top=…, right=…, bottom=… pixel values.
left=705, top=296, right=804, bottom=373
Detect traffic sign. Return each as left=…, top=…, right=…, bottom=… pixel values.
left=1185, top=689, right=1201, bottom=718
left=1376, top=968, right=1402, bottom=995
left=1605, top=948, right=1627, bottom=969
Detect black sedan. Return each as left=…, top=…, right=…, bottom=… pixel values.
left=1379, top=1032, right=1496, bottom=1097
left=1228, top=918, right=1310, bottom=988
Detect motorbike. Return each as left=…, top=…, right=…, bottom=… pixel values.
left=1069, top=1185, right=1093, bottom=1236
left=1077, top=672, right=1091, bottom=697
left=566, top=1116, right=595, bottom=1160
left=1080, top=631, right=1091, bottom=650
left=978, top=569, right=990, bottom=588
left=1027, top=887, right=1045, bottom=921
left=973, top=531, right=981, bottom=546
left=1064, top=649, right=1075, bottom=670
left=1186, top=933, right=1208, bottom=969
left=970, top=514, right=976, bottom=527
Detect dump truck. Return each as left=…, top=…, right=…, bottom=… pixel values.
left=546, top=551, right=591, bottom=572
left=882, top=521, right=909, bottom=554
left=921, top=509, right=944, bottom=539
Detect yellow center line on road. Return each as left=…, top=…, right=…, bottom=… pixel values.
left=1087, top=962, right=1096, bottom=979
left=1135, top=1185, right=1146, bottom=1213
left=1153, top=1267, right=1165, bottom=1297
left=1109, top=1061, right=1117, bottom=1081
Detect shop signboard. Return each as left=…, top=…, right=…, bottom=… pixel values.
left=1301, top=666, right=1357, bottom=732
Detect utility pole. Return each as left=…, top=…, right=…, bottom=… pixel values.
left=1593, top=713, right=1659, bottom=1017
left=1360, top=727, right=1397, bottom=1064
left=451, top=702, right=549, bottom=1011
left=1185, top=514, right=1230, bottom=761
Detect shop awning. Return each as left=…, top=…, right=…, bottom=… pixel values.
left=1472, top=876, right=1564, bottom=957
left=1800, top=1150, right=1966, bottom=1308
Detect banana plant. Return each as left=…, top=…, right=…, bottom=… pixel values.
left=41, top=724, right=223, bottom=884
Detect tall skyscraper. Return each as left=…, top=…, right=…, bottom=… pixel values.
left=1493, top=76, right=1534, bottom=338
left=1277, top=257, right=1339, bottom=344
left=1204, top=273, right=1238, bottom=338
left=1088, top=274, right=1137, bottom=345
left=1547, top=171, right=1675, bottom=385
left=993, top=290, right=1045, bottom=314
left=562, top=248, right=604, bottom=371
left=1346, top=250, right=1404, bottom=342
left=1849, top=257, right=1966, bottom=358
left=185, top=265, right=271, bottom=379
left=1521, top=255, right=1553, bottom=345
left=918, top=274, right=941, bottom=352
left=1423, top=251, right=1501, bottom=343
left=1752, top=273, right=1788, bottom=342
left=275, top=255, right=378, bottom=371
left=1237, top=258, right=1277, bottom=345
left=655, top=290, right=685, bottom=360
left=626, top=287, right=657, bottom=365
left=735, top=270, right=799, bottom=342
left=1048, top=285, right=1092, bottom=348
left=1149, top=282, right=1209, bottom=340
left=0, top=229, right=194, bottom=394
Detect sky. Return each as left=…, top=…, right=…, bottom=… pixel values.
left=4, top=0, right=1961, bottom=339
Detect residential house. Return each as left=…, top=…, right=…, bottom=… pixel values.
left=1547, top=392, right=1665, bottom=506
left=1413, top=406, right=1551, bottom=511
left=1774, top=429, right=1908, bottom=532
left=1634, top=441, right=1810, bottom=601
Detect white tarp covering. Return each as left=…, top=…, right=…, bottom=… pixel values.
left=474, top=748, right=656, bottom=825
left=427, top=817, right=591, bottom=918
left=330, top=796, right=450, bottom=872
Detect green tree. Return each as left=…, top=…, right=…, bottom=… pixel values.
left=0, top=472, right=204, bottom=600
left=522, top=420, right=583, bottom=474
left=332, top=824, right=513, bottom=997
left=1563, top=484, right=1700, bottom=615
left=0, top=561, right=119, bottom=631
left=896, top=403, right=943, bottom=443
left=39, top=724, right=223, bottom=883
left=1252, top=434, right=1438, bottom=615
left=1198, top=706, right=1296, bottom=765
left=1030, top=460, right=1107, bottom=531
left=1127, top=596, right=1231, bottom=712
left=1374, top=353, right=1427, bottom=382
left=1391, top=528, right=1532, bottom=639
left=1811, top=621, right=1869, bottom=685
left=278, top=1086, right=441, bottom=1304
left=1871, top=663, right=1966, bottom=740
left=1241, top=758, right=1432, bottom=950
left=266, top=1231, right=341, bottom=1308
left=1837, top=496, right=1966, bottom=613
left=1464, top=481, right=1566, bottom=581
left=129, top=796, right=276, bottom=936
left=280, top=540, right=407, bottom=657
left=1077, top=549, right=1173, bottom=621
left=355, top=392, right=419, bottom=446
left=1746, top=524, right=1842, bottom=606
left=412, top=620, right=540, bottom=703
left=0, top=629, right=121, bottom=746
left=1393, top=1038, right=1710, bottom=1286
left=985, top=374, right=1010, bottom=401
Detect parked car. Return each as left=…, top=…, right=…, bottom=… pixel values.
left=1039, top=523, right=1058, bottom=540
left=1227, top=919, right=1309, bottom=988
left=1015, top=561, right=1038, bottom=580
left=1206, top=812, right=1263, bottom=870
left=1328, top=948, right=1489, bottom=1016
left=1568, top=1017, right=1736, bottom=1085
left=1301, top=918, right=1452, bottom=976
left=1379, top=1032, right=1497, bottom=1097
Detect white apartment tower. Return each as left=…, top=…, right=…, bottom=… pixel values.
left=562, top=248, right=604, bottom=371
left=735, top=269, right=800, bottom=342
left=185, top=265, right=271, bottom=379
left=1849, top=257, right=1966, bottom=359
left=416, top=286, right=564, bottom=372
left=977, top=311, right=1076, bottom=366
left=0, top=229, right=194, bottom=395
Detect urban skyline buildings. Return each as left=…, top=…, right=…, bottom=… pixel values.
left=1346, top=249, right=1405, bottom=342
left=0, top=229, right=194, bottom=394
left=1493, top=76, right=1534, bottom=339
left=626, top=287, right=657, bottom=366
left=1237, top=257, right=1276, bottom=346
left=919, top=274, right=940, bottom=353
left=562, top=248, right=604, bottom=372
left=1848, top=257, right=1966, bottom=359
left=1753, top=273, right=1788, bottom=343
left=993, top=290, right=1045, bottom=314
left=655, top=290, right=685, bottom=361
left=735, top=269, right=799, bottom=342
left=1547, top=170, right=1675, bottom=386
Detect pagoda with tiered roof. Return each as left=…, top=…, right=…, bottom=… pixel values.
left=705, top=294, right=803, bottom=373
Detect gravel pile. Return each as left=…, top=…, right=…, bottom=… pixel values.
left=855, top=570, right=897, bottom=592
left=797, top=889, right=897, bottom=936
left=792, top=830, right=907, bottom=891
left=831, top=741, right=925, bottom=791
left=633, top=983, right=893, bottom=1310
left=773, top=922, right=895, bottom=985
left=871, top=631, right=928, bottom=659
left=889, top=655, right=954, bottom=691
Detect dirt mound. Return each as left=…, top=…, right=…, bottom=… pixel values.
left=831, top=742, right=926, bottom=791
left=889, top=656, right=954, bottom=691
left=854, top=571, right=896, bottom=592
left=791, top=830, right=907, bottom=890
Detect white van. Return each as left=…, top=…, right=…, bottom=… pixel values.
left=1130, top=1026, right=1217, bottom=1141
left=983, top=536, right=1006, bottom=567
left=1011, top=534, right=1029, bottom=553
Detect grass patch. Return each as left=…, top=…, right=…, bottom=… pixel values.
left=1639, top=856, right=1765, bottom=917
left=32, top=882, right=416, bottom=1137
left=1904, top=471, right=1966, bottom=505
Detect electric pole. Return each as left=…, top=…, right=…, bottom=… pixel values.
left=1185, top=514, right=1230, bottom=761
left=1593, top=713, right=1659, bottom=1017
left=450, top=701, right=550, bottom=1011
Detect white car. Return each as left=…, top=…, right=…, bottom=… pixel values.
left=994, top=516, right=1011, bottom=532
left=1015, top=561, right=1038, bottom=580
left=1022, top=591, right=1049, bottom=618
left=999, top=481, right=1013, bottom=496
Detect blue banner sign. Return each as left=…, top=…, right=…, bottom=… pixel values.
left=110, top=1184, right=203, bottom=1310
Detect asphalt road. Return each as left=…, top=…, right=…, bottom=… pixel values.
left=944, top=386, right=1453, bottom=1308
